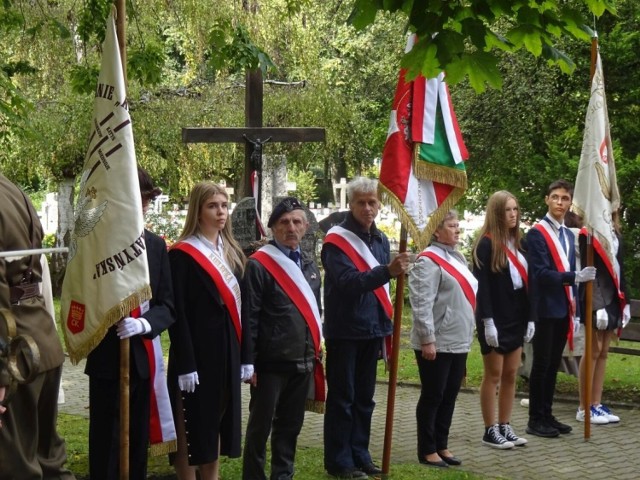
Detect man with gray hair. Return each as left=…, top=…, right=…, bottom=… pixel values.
left=322, top=177, right=410, bottom=478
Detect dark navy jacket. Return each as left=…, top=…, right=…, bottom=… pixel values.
left=527, top=216, right=579, bottom=321
left=321, top=212, right=393, bottom=340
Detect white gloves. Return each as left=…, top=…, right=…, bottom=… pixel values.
left=240, top=364, right=254, bottom=382
left=116, top=317, right=150, bottom=339
left=596, top=309, right=608, bottom=330
left=178, top=372, right=199, bottom=393
left=573, top=317, right=581, bottom=334
left=575, top=266, right=597, bottom=283
left=524, top=322, right=535, bottom=343
left=622, top=304, right=631, bottom=328
left=483, top=318, right=499, bottom=347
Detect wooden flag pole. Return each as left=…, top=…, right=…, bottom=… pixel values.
left=382, top=226, right=407, bottom=475
left=583, top=231, right=594, bottom=440
left=582, top=35, right=599, bottom=442
left=115, top=0, right=130, bottom=477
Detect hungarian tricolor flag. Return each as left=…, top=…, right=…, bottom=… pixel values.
left=379, top=35, right=468, bottom=249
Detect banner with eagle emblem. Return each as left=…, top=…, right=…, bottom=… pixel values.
left=61, top=12, right=151, bottom=363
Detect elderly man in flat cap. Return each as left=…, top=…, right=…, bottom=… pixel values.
left=241, top=197, right=323, bottom=480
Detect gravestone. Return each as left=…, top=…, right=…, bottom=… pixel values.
left=261, top=154, right=288, bottom=223
left=231, top=197, right=260, bottom=256
left=334, top=177, right=348, bottom=210
left=232, top=196, right=320, bottom=261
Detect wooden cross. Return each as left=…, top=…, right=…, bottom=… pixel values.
left=182, top=70, right=325, bottom=237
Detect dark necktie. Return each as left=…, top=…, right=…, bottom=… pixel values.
left=558, top=226, right=567, bottom=254
left=289, top=250, right=300, bottom=266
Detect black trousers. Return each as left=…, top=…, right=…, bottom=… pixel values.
left=528, top=317, right=569, bottom=423
left=323, top=338, right=380, bottom=472
left=242, top=370, right=311, bottom=480
left=88, top=375, right=150, bottom=480
left=414, top=350, right=467, bottom=458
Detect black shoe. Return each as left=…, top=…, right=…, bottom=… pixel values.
left=359, top=463, right=383, bottom=475
left=418, top=456, right=449, bottom=468
left=327, top=467, right=368, bottom=479
left=440, top=455, right=462, bottom=466
left=548, top=416, right=573, bottom=434
left=526, top=421, right=560, bottom=438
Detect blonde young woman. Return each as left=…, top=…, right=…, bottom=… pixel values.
left=167, top=182, right=246, bottom=480
left=472, top=191, right=531, bottom=449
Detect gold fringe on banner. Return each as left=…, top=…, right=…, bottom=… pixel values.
left=149, top=439, right=177, bottom=457
left=378, top=185, right=466, bottom=252
left=305, top=399, right=326, bottom=414
left=66, top=285, right=152, bottom=364
left=413, top=150, right=468, bottom=189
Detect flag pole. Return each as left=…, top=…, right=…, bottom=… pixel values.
left=382, top=225, right=407, bottom=475
left=114, top=0, right=130, bottom=477
left=582, top=34, right=599, bottom=442
left=583, top=229, right=594, bottom=440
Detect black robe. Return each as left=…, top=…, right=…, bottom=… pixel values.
left=167, top=247, right=242, bottom=464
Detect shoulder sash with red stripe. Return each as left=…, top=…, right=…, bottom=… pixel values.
left=323, top=226, right=393, bottom=318
left=131, top=303, right=176, bottom=455
left=251, top=244, right=323, bottom=355
left=533, top=221, right=576, bottom=349
left=579, top=227, right=626, bottom=314
left=172, top=240, right=242, bottom=342
left=418, top=246, right=477, bottom=311
left=485, top=234, right=528, bottom=289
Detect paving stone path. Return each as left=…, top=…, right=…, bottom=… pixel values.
left=60, top=358, right=639, bottom=479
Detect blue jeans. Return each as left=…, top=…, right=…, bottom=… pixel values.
left=323, top=338, right=380, bottom=471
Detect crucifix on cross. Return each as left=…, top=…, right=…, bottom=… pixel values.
left=182, top=70, right=325, bottom=240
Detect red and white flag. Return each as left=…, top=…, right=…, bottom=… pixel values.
left=572, top=48, right=620, bottom=274
left=379, top=35, right=468, bottom=250
left=61, top=12, right=151, bottom=362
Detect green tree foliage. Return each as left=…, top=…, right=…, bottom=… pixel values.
left=348, top=0, right=617, bottom=92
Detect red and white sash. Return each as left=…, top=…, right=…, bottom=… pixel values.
left=251, top=244, right=325, bottom=405
left=485, top=234, right=528, bottom=289
left=579, top=227, right=626, bottom=314
left=323, top=226, right=393, bottom=318
left=503, top=244, right=528, bottom=290
left=172, top=237, right=242, bottom=342
left=132, top=302, right=177, bottom=455
left=251, top=244, right=323, bottom=354
left=418, top=245, right=478, bottom=310
left=534, top=221, right=576, bottom=349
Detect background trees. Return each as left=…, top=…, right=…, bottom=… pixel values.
left=1, top=0, right=638, bottom=295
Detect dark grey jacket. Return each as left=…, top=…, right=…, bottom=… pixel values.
left=241, top=241, right=321, bottom=373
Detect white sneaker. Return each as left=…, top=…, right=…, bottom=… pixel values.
left=595, top=404, right=620, bottom=423
left=576, top=407, right=609, bottom=425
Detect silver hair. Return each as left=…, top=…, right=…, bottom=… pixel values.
left=347, top=177, right=378, bottom=203
left=437, top=209, right=459, bottom=229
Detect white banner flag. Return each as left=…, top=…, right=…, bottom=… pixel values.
left=61, top=12, right=151, bottom=363
left=572, top=49, right=620, bottom=269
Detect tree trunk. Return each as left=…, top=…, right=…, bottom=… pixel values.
left=51, top=176, right=75, bottom=296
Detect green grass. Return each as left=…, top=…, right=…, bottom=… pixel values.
left=58, top=413, right=484, bottom=479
